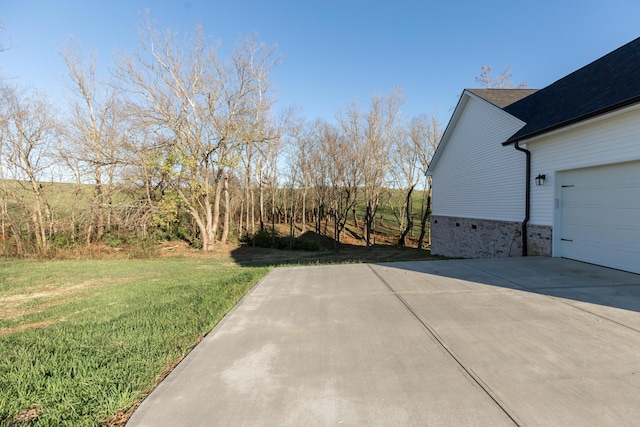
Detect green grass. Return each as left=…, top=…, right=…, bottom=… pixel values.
left=0, top=257, right=270, bottom=426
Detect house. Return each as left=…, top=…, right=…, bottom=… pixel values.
left=427, top=37, right=640, bottom=274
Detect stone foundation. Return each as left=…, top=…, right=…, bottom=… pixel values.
left=430, top=215, right=552, bottom=258
left=526, top=224, right=552, bottom=256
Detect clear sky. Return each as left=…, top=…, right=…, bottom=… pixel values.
left=1, top=0, right=639, bottom=125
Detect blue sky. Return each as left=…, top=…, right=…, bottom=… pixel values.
left=1, top=1, right=639, bottom=125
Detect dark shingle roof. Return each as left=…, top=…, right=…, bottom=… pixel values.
left=467, top=88, right=538, bottom=109
left=503, top=37, right=640, bottom=144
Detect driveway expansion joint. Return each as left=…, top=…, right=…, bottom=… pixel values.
left=367, top=264, right=523, bottom=427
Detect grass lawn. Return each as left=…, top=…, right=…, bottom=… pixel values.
left=0, top=255, right=269, bottom=426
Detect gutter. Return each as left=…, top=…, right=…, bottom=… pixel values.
left=513, top=141, right=529, bottom=256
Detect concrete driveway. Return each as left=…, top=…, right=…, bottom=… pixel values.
left=127, top=257, right=640, bottom=426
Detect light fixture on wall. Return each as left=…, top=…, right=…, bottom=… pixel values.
left=535, top=174, right=546, bottom=186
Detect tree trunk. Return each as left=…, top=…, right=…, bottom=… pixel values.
left=316, top=204, right=323, bottom=234
left=417, top=191, right=431, bottom=250
left=92, top=177, right=105, bottom=242
left=238, top=194, right=244, bottom=239
left=221, top=173, right=230, bottom=244
left=282, top=187, right=287, bottom=225
left=71, top=178, right=81, bottom=242
left=95, top=165, right=105, bottom=242
left=301, top=188, right=307, bottom=233
left=190, top=206, right=212, bottom=251
left=211, top=171, right=223, bottom=245
left=398, top=185, right=415, bottom=247
left=333, top=210, right=340, bottom=252
left=365, top=202, right=372, bottom=248
left=289, top=216, right=294, bottom=249
left=205, top=202, right=215, bottom=251
left=245, top=185, right=250, bottom=238
left=271, top=213, right=276, bottom=248
left=250, top=188, right=255, bottom=235
left=259, top=182, right=265, bottom=232
left=0, top=192, right=6, bottom=249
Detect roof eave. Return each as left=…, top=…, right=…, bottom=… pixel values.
left=502, top=96, right=640, bottom=146
left=426, top=90, right=470, bottom=176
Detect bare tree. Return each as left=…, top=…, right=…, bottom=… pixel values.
left=322, top=121, right=360, bottom=249
left=61, top=40, right=124, bottom=243
left=305, top=119, right=332, bottom=235
left=114, top=19, right=278, bottom=250
left=408, top=113, right=441, bottom=249
left=476, top=65, right=527, bottom=89
left=238, top=134, right=256, bottom=238
left=115, top=23, right=217, bottom=250
left=211, top=33, right=280, bottom=245
left=389, top=122, right=419, bottom=247
left=287, top=113, right=311, bottom=233
left=0, top=84, right=11, bottom=252
left=212, top=34, right=279, bottom=244
left=0, top=84, right=57, bottom=254
left=352, top=88, right=405, bottom=248
left=255, top=120, right=281, bottom=245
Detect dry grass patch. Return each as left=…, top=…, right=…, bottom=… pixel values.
left=0, top=278, right=123, bottom=324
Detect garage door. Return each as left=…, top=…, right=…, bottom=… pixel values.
left=559, top=161, right=640, bottom=274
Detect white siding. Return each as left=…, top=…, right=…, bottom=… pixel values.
left=431, top=96, right=526, bottom=221
left=529, top=104, right=640, bottom=226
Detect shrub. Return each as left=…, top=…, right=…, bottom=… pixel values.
left=245, top=230, right=319, bottom=251
left=294, top=239, right=319, bottom=251
left=190, top=237, right=203, bottom=250
left=52, top=233, right=73, bottom=249
left=249, top=230, right=275, bottom=248
left=104, top=233, right=125, bottom=248
left=128, top=238, right=160, bottom=259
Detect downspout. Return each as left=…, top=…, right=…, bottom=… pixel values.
left=513, top=141, right=529, bottom=256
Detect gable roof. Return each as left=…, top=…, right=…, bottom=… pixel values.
left=426, top=89, right=532, bottom=176
left=467, top=88, right=538, bottom=109
left=503, top=37, right=640, bottom=144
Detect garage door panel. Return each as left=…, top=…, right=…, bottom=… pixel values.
left=617, top=208, right=640, bottom=226
left=563, top=241, right=602, bottom=265
left=613, top=249, right=640, bottom=271
left=562, top=215, right=606, bottom=239
left=559, top=161, right=640, bottom=274
left=562, top=224, right=602, bottom=241
left=616, top=187, right=640, bottom=208
left=582, top=207, right=605, bottom=225
left=564, top=188, right=607, bottom=207
left=614, top=227, right=640, bottom=246
left=563, top=207, right=606, bottom=225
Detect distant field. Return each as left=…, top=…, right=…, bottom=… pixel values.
left=288, top=187, right=430, bottom=246
left=2, top=180, right=113, bottom=219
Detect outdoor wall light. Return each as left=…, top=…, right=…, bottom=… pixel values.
left=535, top=174, right=546, bottom=186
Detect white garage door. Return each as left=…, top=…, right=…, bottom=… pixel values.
left=559, top=161, right=640, bottom=274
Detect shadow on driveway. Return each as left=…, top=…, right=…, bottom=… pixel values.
left=376, top=256, right=640, bottom=314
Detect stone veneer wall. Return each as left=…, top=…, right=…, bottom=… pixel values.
left=430, top=215, right=552, bottom=258
left=526, top=224, right=552, bottom=256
